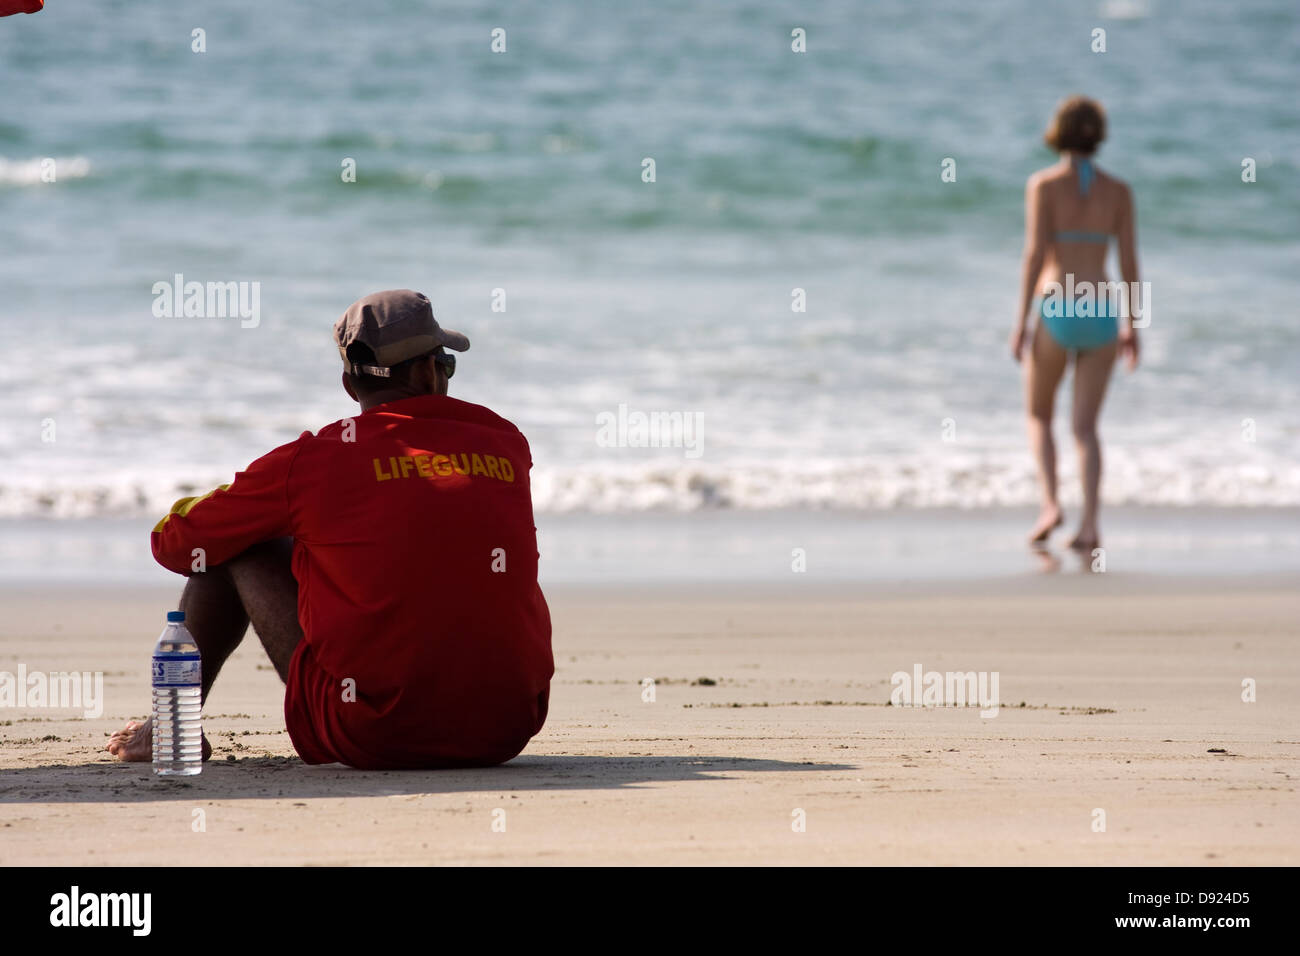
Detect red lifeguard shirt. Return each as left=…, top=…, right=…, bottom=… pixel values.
left=151, top=394, right=553, bottom=769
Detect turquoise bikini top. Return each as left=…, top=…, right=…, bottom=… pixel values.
left=1054, top=156, right=1110, bottom=245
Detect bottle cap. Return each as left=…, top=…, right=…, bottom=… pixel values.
left=166, top=610, right=185, bottom=622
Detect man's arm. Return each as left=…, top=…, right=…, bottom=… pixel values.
left=151, top=438, right=303, bottom=575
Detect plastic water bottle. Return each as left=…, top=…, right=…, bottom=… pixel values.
left=151, top=610, right=202, bottom=776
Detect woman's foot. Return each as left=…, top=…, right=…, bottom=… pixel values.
left=106, top=717, right=212, bottom=762
left=1067, top=529, right=1100, bottom=552
left=1028, top=505, right=1064, bottom=544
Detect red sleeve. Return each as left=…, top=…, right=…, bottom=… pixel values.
left=151, top=438, right=303, bottom=575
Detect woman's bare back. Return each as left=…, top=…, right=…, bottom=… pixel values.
left=1031, top=159, right=1131, bottom=291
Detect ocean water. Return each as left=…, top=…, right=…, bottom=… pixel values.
left=1, top=0, right=1298, bottom=520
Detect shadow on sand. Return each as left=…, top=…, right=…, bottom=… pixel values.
left=0, top=753, right=854, bottom=803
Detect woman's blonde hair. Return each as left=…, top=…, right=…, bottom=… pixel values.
left=1044, top=95, right=1107, bottom=155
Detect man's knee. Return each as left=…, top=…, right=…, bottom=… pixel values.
left=222, top=538, right=298, bottom=621
left=231, top=537, right=294, bottom=566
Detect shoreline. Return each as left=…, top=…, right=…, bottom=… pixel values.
left=2, top=504, right=1298, bottom=587
left=7, top=568, right=1300, bottom=602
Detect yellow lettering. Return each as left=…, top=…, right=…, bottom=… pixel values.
left=484, top=455, right=503, bottom=480
left=415, top=455, right=433, bottom=478
left=399, top=456, right=415, bottom=478
left=470, top=454, right=488, bottom=477
left=450, top=453, right=469, bottom=476
left=431, top=454, right=452, bottom=477
left=373, top=458, right=392, bottom=482
left=498, top=457, right=515, bottom=482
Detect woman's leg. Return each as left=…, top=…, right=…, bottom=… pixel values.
left=1025, top=323, right=1069, bottom=542
left=1069, top=341, right=1119, bottom=549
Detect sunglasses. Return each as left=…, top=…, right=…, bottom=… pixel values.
left=432, top=349, right=456, bottom=379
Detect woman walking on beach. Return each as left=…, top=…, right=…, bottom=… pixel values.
left=1010, top=95, right=1140, bottom=552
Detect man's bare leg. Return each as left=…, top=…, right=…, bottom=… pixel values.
left=106, top=538, right=302, bottom=762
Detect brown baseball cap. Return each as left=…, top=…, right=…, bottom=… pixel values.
left=334, top=289, right=469, bottom=376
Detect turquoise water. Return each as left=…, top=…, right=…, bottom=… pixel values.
left=1, top=0, right=1297, bottom=517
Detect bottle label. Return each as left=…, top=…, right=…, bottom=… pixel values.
left=152, top=655, right=201, bottom=688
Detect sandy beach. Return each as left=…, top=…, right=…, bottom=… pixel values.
left=2, top=575, right=1295, bottom=866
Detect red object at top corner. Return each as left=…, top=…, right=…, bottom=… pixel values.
left=0, top=0, right=44, bottom=17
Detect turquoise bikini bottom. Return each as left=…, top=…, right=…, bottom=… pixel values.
left=1037, top=296, right=1120, bottom=351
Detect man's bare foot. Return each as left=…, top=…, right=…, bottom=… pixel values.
left=1028, top=506, right=1064, bottom=544
left=105, top=718, right=151, bottom=762
left=106, top=717, right=211, bottom=762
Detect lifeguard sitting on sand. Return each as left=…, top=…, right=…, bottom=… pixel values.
left=107, top=290, right=553, bottom=769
